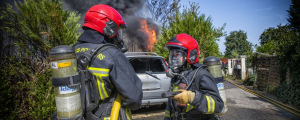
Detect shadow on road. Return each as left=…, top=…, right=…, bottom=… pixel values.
left=133, top=105, right=165, bottom=114
left=132, top=105, right=166, bottom=120
left=221, top=104, right=299, bottom=120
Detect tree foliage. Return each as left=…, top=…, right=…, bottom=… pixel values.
left=257, top=24, right=293, bottom=55
left=276, top=31, right=300, bottom=108
left=154, top=2, right=225, bottom=62
left=224, top=30, right=253, bottom=58
left=255, top=41, right=277, bottom=55
left=0, top=0, right=81, bottom=119
left=287, top=0, right=300, bottom=32
left=252, top=0, right=300, bottom=108
left=277, top=0, right=300, bottom=109
left=147, top=0, right=181, bottom=27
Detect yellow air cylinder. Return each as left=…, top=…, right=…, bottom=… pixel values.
left=203, top=56, right=228, bottom=116
left=49, top=45, right=82, bottom=119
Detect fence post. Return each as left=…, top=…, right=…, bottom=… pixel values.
left=228, top=59, right=232, bottom=75
left=239, top=55, right=247, bottom=80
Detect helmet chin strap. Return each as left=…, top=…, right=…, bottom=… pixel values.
left=119, top=40, right=128, bottom=53
left=111, top=37, right=128, bottom=53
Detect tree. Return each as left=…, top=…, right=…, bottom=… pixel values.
left=255, top=41, right=277, bottom=55
left=0, top=0, right=81, bottom=119
left=257, top=24, right=300, bottom=108
left=257, top=24, right=293, bottom=55
left=224, top=30, right=253, bottom=58
left=287, top=0, right=300, bottom=32
left=154, top=2, right=226, bottom=62
left=255, top=20, right=300, bottom=108
left=147, top=0, right=181, bottom=27
left=252, top=0, right=300, bottom=109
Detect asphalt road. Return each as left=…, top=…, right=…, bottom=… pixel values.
left=132, top=81, right=300, bottom=120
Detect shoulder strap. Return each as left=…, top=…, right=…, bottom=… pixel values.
left=186, top=65, right=208, bottom=90
left=77, top=43, right=117, bottom=119
left=77, top=43, right=117, bottom=71
left=91, top=44, right=117, bottom=64
left=71, top=42, right=80, bottom=49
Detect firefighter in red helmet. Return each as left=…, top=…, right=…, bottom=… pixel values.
left=82, top=4, right=128, bottom=52
left=164, top=34, right=224, bottom=120
left=53, top=4, right=142, bottom=120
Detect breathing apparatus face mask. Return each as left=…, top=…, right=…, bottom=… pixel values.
left=112, top=28, right=128, bottom=53
left=166, top=49, right=187, bottom=77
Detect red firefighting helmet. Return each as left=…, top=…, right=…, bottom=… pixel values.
left=165, top=34, right=199, bottom=64
left=83, top=4, right=127, bottom=38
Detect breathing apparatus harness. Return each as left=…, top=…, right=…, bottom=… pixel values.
left=165, top=65, right=210, bottom=120
left=79, top=44, right=119, bottom=119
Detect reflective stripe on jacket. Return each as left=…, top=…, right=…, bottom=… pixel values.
left=74, top=42, right=143, bottom=115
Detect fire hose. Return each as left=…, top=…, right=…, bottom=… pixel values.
left=226, top=79, right=300, bottom=118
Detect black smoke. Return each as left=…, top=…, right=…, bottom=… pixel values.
left=61, top=0, right=144, bottom=17
left=61, top=0, right=159, bottom=52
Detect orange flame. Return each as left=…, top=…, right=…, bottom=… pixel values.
left=139, top=19, right=157, bottom=52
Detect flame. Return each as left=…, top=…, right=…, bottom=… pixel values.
left=139, top=19, right=157, bottom=52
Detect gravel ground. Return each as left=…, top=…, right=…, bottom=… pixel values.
left=132, top=105, right=165, bottom=120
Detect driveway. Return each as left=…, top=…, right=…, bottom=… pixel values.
left=132, top=81, right=300, bottom=120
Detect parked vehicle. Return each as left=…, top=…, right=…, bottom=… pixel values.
left=125, top=52, right=171, bottom=107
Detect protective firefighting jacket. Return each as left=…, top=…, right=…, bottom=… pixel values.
left=74, top=28, right=143, bottom=119
left=164, top=63, right=224, bottom=120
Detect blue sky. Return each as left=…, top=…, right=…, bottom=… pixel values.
left=180, top=0, right=291, bottom=54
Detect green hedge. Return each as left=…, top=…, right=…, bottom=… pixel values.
left=0, top=0, right=80, bottom=119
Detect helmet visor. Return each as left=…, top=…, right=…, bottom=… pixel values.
left=169, top=49, right=186, bottom=68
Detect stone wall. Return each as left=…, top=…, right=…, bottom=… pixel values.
left=255, top=57, right=280, bottom=90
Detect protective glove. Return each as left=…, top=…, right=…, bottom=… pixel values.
left=172, top=89, right=195, bottom=104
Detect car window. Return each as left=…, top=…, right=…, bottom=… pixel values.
left=128, top=57, right=166, bottom=74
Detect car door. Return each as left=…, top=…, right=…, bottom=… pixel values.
left=128, top=57, right=169, bottom=99
left=148, top=57, right=170, bottom=92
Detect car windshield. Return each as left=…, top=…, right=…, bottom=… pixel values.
left=128, top=57, right=166, bottom=74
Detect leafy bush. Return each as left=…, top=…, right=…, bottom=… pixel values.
left=243, top=75, right=255, bottom=86
left=0, top=0, right=80, bottom=119
left=0, top=65, right=15, bottom=120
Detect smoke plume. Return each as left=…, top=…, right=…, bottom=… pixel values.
left=61, top=0, right=144, bottom=16
left=61, top=0, right=159, bottom=52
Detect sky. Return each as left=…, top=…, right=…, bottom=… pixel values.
left=180, top=0, right=292, bottom=54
